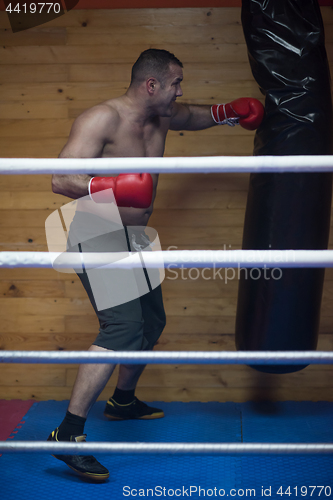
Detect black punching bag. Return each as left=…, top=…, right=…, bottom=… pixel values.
left=235, top=0, right=333, bottom=373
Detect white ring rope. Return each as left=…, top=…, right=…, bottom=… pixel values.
left=0, top=442, right=332, bottom=455
left=1, top=351, right=332, bottom=365
left=1, top=250, right=333, bottom=268
left=1, top=155, right=333, bottom=174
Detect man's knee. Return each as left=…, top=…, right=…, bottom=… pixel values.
left=94, top=319, right=144, bottom=351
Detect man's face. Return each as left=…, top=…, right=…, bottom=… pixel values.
left=155, top=63, right=183, bottom=117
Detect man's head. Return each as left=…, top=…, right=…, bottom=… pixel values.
left=130, top=49, right=183, bottom=88
left=129, top=49, right=184, bottom=117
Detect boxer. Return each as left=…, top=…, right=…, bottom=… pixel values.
left=49, top=48, right=264, bottom=481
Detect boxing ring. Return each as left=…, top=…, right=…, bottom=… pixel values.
left=1, top=156, right=333, bottom=496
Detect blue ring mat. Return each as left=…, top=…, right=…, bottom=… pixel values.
left=1, top=401, right=333, bottom=499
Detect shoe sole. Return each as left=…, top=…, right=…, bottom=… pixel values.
left=52, top=454, right=109, bottom=482
left=103, top=411, right=165, bottom=421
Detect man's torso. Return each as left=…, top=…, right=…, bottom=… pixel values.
left=95, top=98, right=170, bottom=227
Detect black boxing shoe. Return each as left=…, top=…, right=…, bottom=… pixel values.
left=104, top=397, right=164, bottom=421
left=47, top=428, right=109, bottom=482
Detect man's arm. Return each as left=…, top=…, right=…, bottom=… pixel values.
left=52, top=104, right=153, bottom=208
left=170, top=98, right=264, bottom=131
left=169, top=103, right=215, bottom=131
left=52, top=105, right=117, bottom=199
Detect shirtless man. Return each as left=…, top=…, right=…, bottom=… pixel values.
left=48, top=49, right=264, bottom=481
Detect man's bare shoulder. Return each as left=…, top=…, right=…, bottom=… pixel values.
left=75, top=101, right=121, bottom=131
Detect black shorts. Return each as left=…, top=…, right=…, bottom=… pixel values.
left=67, top=213, right=166, bottom=351
left=79, top=269, right=166, bottom=351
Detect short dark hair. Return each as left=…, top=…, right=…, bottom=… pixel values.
left=130, top=49, right=183, bottom=86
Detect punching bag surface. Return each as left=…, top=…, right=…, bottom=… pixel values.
left=235, top=0, right=332, bottom=373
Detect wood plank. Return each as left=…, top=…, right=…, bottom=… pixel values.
left=0, top=191, right=67, bottom=210
left=164, top=297, right=236, bottom=316
left=64, top=314, right=101, bottom=334
left=157, top=334, right=238, bottom=351
left=322, top=282, right=333, bottom=302
left=0, top=332, right=96, bottom=350
left=149, top=226, right=244, bottom=246
left=154, top=190, right=248, bottom=210
left=0, top=83, right=127, bottom=101
left=168, top=126, right=257, bottom=138
left=66, top=25, right=247, bottom=45
left=162, top=333, right=333, bottom=351
left=163, top=271, right=239, bottom=296
left=164, top=134, right=255, bottom=156
left=178, top=82, right=262, bottom=101
left=0, top=366, right=66, bottom=387
left=0, top=298, right=95, bottom=316
left=0, top=385, right=331, bottom=402
left=0, top=43, right=248, bottom=64
left=0, top=64, right=69, bottom=83
left=326, top=43, right=333, bottom=62
left=0, top=119, right=72, bottom=138
left=0, top=27, right=67, bottom=45
left=0, top=12, right=11, bottom=29
left=164, top=268, right=245, bottom=287
left=0, top=101, right=68, bottom=120
left=0, top=209, right=54, bottom=227
left=0, top=137, right=67, bottom=157
left=0, top=175, right=52, bottom=191
left=0, top=314, right=64, bottom=334
left=0, top=8, right=243, bottom=29
left=152, top=208, right=245, bottom=227
left=0, top=280, right=65, bottom=298
left=157, top=173, right=250, bottom=192
left=319, top=316, right=333, bottom=333
left=0, top=227, right=47, bottom=248
left=324, top=268, right=333, bottom=280
left=0, top=386, right=73, bottom=401
left=0, top=268, right=69, bottom=280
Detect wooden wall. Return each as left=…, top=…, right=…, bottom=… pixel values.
left=0, top=7, right=333, bottom=403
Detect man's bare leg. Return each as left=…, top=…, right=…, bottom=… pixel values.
left=116, top=363, right=147, bottom=391
left=68, top=345, right=116, bottom=418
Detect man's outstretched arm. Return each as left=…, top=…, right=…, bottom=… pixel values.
left=170, top=98, right=264, bottom=132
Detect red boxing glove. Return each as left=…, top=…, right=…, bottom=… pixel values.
left=211, top=98, right=264, bottom=130
left=89, top=173, right=153, bottom=208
